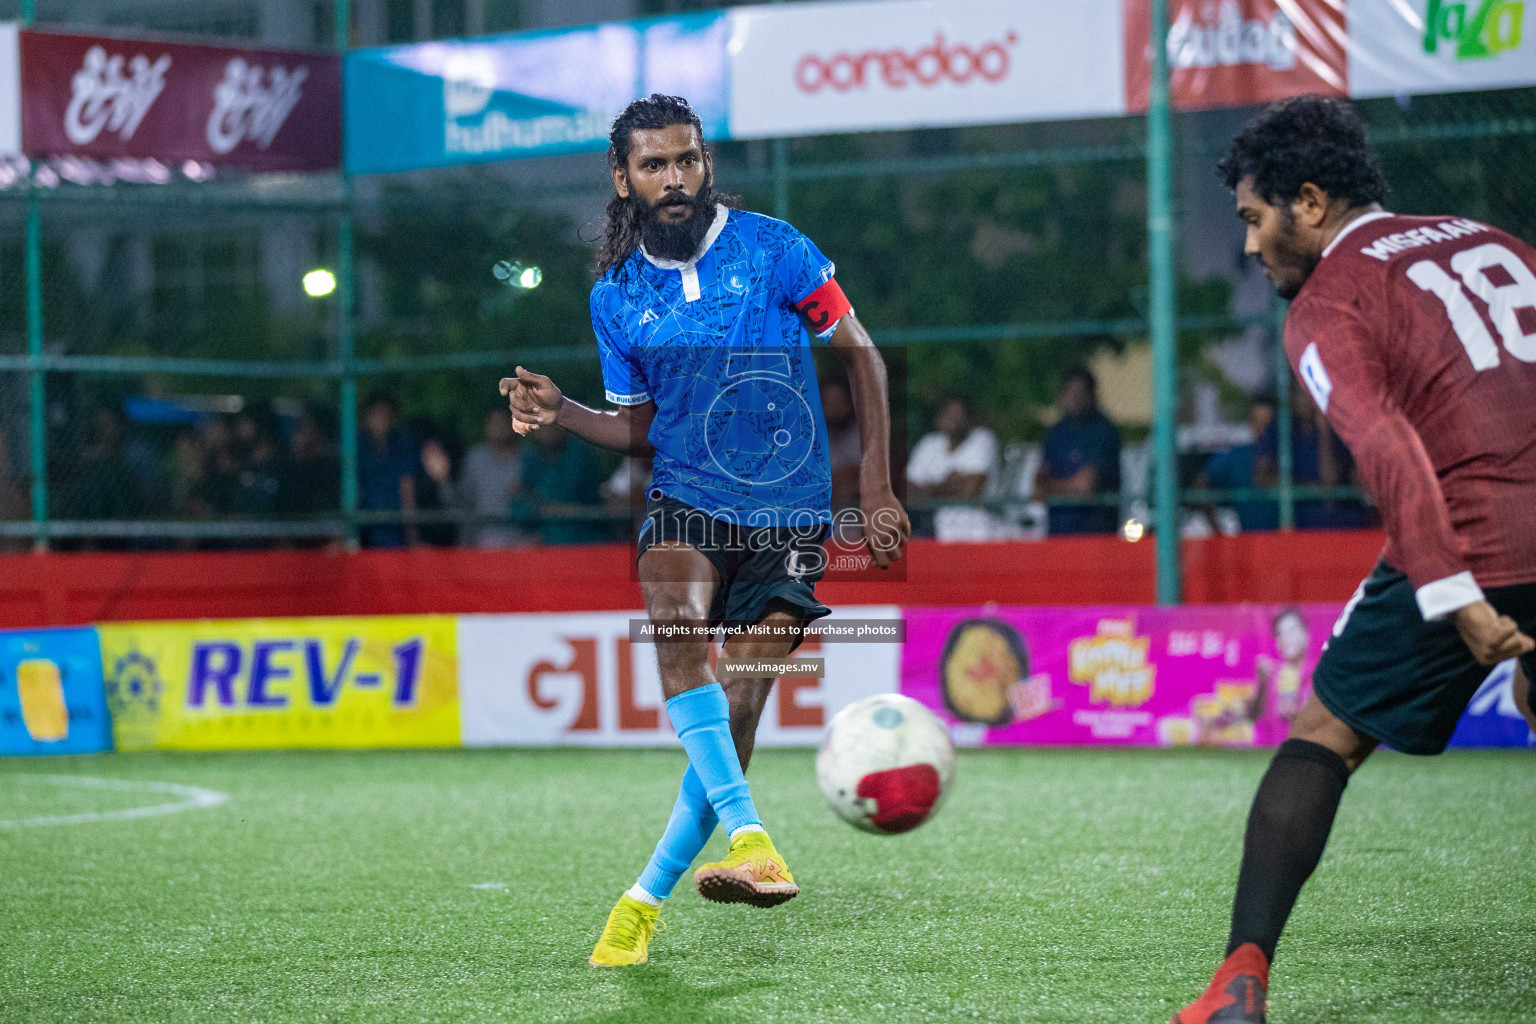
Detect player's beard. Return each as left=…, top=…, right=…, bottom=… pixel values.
left=637, top=181, right=717, bottom=263
left=1264, top=215, right=1320, bottom=301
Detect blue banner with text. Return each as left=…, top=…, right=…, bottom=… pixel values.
left=344, top=12, right=729, bottom=174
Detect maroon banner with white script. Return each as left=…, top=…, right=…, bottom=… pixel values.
left=20, top=30, right=340, bottom=171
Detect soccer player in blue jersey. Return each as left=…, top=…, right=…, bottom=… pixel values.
left=501, top=94, right=909, bottom=967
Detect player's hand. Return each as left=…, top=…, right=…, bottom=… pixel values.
left=498, top=366, right=563, bottom=435
left=420, top=439, right=452, bottom=484
left=860, top=486, right=910, bottom=570
left=1453, top=600, right=1535, bottom=667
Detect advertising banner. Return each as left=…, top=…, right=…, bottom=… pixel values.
left=1124, top=0, right=1348, bottom=112
left=1448, top=658, right=1536, bottom=748
left=99, top=616, right=458, bottom=751
left=20, top=30, right=341, bottom=170
left=0, top=24, right=18, bottom=157
left=1347, top=0, right=1536, bottom=100
left=726, top=0, right=1125, bottom=139
left=901, top=603, right=1534, bottom=748
left=457, top=607, right=902, bottom=747
left=344, top=12, right=728, bottom=174
left=0, top=628, right=112, bottom=756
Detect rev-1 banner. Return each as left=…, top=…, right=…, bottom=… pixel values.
left=20, top=29, right=340, bottom=170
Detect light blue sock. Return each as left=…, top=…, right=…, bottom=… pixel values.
left=664, top=683, right=762, bottom=835
left=635, top=765, right=717, bottom=901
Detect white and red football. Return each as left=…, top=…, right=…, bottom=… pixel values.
left=816, top=694, right=956, bottom=835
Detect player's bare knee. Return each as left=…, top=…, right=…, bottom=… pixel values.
left=1288, top=694, right=1376, bottom=772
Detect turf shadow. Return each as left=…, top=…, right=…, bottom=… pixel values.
left=565, top=970, right=775, bottom=1024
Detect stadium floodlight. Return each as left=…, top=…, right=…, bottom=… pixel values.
left=493, top=261, right=542, bottom=289
left=303, top=269, right=337, bottom=298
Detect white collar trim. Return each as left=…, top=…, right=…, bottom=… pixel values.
left=1322, top=210, right=1395, bottom=259
left=641, top=203, right=730, bottom=270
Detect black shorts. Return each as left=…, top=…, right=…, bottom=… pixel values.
left=1313, top=561, right=1536, bottom=755
left=635, top=496, right=831, bottom=642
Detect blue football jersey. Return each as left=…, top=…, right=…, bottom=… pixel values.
left=589, top=206, right=849, bottom=527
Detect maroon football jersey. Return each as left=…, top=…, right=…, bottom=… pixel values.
left=1285, top=211, right=1536, bottom=615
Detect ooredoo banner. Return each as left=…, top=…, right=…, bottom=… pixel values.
left=99, top=616, right=459, bottom=751
left=20, top=30, right=340, bottom=170
left=456, top=607, right=901, bottom=747
left=726, top=0, right=1126, bottom=139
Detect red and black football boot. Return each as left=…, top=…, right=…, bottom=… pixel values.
left=1171, top=943, right=1269, bottom=1024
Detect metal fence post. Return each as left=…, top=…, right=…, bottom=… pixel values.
left=25, top=194, right=47, bottom=551
left=21, top=0, right=48, bottom=551
left=1274, top=299, right=1295, bottom=531
left=336, top=0, right=360, bottom=551
left=1148, top=0, right=1180, bottom=604
left=772, top=139, right=789, bottom=221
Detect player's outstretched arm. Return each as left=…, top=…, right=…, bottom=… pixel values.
left=498, top=367, right=655, bottom=454
left=1452, top=601, right=1535, bottom=667
left=827, top=313, right=910, bottom=569
left=1288, top=300, right=1533, bottom=655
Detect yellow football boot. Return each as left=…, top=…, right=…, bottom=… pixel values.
left=693, top=830, right=799, bottom=908
left=588, top=894, right=663, bottom=967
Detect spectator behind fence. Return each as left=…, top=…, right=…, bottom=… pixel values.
left=166, top=426, right=210, bottom=523
left=512, top=424, right=606, bottom=546
left=412, top=417, right=459, bottom=547
left=1040, top=367, right=1122, bottom=536
left=1197, top=394, right=1280, bottom=532
left=1256, top=388, right=1370, bottom=531
left=197, top=415, right=241, bottom=517
left=907, top=395, right=998, bottom=501
left=357, top=392, right=419, bottom=548
left=65, top=407, right=139, bottom=524
left=278, top=406, right=341, bottom=520
left=821, top=379, right=862, bottom=511
left=225, top=407, right=284, bottom=523
left=0, top=427, right=29, bottom=552
left=907, top=395, right=1002, bottom=540
left=451, top=405, right=527, bottom=548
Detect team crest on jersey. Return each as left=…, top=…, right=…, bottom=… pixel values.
left=639, top=308, right=658, bottom=324
left=722, top=261, right=751, bottom=294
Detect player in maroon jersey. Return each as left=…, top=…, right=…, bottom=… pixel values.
left=1172, top=96, right=1536, bottom=1024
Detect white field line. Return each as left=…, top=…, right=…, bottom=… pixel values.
left=0, top=775, right=229, bottom=827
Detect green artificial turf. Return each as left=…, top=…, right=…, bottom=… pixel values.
left=1, top=748, right=1533, bottom=1023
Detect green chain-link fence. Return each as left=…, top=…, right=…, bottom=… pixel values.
left=3, top=5, right=1535, bottom=580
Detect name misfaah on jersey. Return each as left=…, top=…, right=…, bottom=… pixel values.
left=1283, top=211, right=1536, bottom=608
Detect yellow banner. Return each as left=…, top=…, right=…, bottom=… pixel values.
left=99, top=616, right=459, bottom=751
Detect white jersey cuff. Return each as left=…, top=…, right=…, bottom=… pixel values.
left=605, top=390, right=650, bottom=406
left=1415, top=570, right=1484, bottom=621
left=813, top=307, right=851, bottom=341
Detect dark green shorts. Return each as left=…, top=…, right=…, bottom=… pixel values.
left=1313, top=561, right=1536, bottom=755
left=636, top=496, right=831, bottom=639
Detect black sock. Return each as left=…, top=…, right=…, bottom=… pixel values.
left=1226, top=738, right=1351, bottom=962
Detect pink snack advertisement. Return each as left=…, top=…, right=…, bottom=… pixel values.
left=901, top=604, right=1342, bottom=748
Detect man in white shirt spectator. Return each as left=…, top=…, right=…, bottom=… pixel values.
left=906, top=395, right=1002, bottom=540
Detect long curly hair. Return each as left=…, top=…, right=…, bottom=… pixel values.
left=597, top=94, right=715, bottom=277
left=1218, top=95, right=1388, bottom=209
